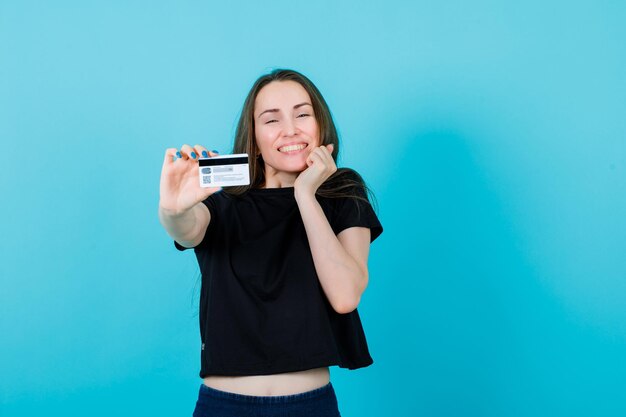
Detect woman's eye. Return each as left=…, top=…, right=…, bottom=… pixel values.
left=297, top=113, right=310, bottom=118
left=265, top=119, right=278, bottom=124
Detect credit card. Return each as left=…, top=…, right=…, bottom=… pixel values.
left=198, top=153, right=250, bottom=187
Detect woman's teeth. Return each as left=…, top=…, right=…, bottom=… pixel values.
left=279, top=144, right=307, bottom=152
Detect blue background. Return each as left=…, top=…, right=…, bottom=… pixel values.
left=1, top=1, right=625, bottom=416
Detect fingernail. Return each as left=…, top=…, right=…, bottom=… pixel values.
left=212, top=150, right=219, bottom=154
left=191, top=152, right=197, bottom=159
left=202, top=150, right=208, bottom=158
left=176, top=151, right=182, bottom=158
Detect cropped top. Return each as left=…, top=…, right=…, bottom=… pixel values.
left=174, top=172, right=383, bottom=377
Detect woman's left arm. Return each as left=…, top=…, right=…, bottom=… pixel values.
left=295, top=193, right=371, bottom=314
left=294, top=144, right=371, bottom=314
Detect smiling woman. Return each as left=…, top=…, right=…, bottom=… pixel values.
left=254, top=80, right=321, bottom=179
left=228, top=70, right=373, bottom=203
left=228, top=70, right=343, bottom=194
left=158, top=69, right=383, bottom=417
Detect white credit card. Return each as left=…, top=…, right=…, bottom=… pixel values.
left=198, top=153, right=250, bottom=187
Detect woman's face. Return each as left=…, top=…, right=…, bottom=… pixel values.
left=253, top=80, right=320, bottom=174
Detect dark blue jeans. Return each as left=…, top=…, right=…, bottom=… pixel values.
left=192, top=382, right=342, bottom=417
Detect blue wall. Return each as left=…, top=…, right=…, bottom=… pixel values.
left=1, top=1, right=625, bottom=416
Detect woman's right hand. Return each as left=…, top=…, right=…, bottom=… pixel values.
left=159, top=144, right=221, bottom=214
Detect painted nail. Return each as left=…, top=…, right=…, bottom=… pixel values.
left=202, top=150, right=208, bottom=158
left=176, top=151, right=182, bottom=158
left=191, top=152, right=197, bottom=159
left=212, top=150, right=219, bottom=154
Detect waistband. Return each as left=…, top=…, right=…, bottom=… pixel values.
left=198, top=381, right=335, bottom=404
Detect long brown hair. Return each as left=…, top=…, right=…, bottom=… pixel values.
left=225, top=69, right=374, bottom=206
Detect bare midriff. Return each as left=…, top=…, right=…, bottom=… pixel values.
left=202, top=366, right=330, bottom=396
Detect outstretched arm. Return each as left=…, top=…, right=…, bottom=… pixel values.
left=158, top=145, right=220, bottom=247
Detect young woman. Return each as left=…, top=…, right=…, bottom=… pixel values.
left=159, top=69, right=383, bottom=416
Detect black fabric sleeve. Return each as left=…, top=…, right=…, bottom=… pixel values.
left=327, top=168, right=383, bottom=242
left=174, top=240, right=190, bottom=251
left=330, top=195, right=383, bottom=242
left=173, top=195, right=218, bottom=251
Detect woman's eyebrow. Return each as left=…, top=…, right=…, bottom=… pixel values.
left=293, top=102, right=312, bottom=109
left=257, top=102, right=312, bottom=119
left=257, top=108, right=279, bottom=118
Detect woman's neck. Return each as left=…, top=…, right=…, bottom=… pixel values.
left=263, top=167, right=298, bottom=189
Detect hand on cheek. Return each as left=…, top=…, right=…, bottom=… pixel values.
left=295, top=144, right=337, bottom=196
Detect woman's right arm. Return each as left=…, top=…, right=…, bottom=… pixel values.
left=158, top=202, right=211, bottom=248
left=158, top=144, right=221, bottom=248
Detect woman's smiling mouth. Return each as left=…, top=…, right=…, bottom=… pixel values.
left=278, top=143, right=308, bottom=153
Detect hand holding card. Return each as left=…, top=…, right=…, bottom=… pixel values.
left=159, top=145, right=221, bottom=214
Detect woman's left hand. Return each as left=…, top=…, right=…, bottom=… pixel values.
left=294, top=144, right=337, bottom=197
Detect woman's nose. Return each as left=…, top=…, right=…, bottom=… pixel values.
left=283, top=119, right=297, bottom=136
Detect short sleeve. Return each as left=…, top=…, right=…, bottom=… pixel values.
left=173, top=194, right=219, bottom=251
left=174, top=240, right=192, bottom=251
left=330, top=195, right=383, bottom=242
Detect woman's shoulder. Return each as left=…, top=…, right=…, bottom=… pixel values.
left=320, top=167, right=369, bottom=200
left=202, top=189, right=234, bottom=209
left=335, top=167, right=365, bottom=183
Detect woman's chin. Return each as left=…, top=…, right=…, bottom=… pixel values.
left=265, top=160, right=308, bottom=174
left=287, top=164, right=308, bottom=174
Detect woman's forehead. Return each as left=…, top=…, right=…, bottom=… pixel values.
left=255, top=81, right=311, bottom=109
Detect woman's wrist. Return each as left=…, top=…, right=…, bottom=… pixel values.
left=293, top=186, right=317, bottom=204
left=158, top=202, right=200, bottom=241
left=158, top=201, right=193, bottom=219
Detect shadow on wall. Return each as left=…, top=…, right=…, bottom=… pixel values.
left=369, top=128, right=541, bottom=416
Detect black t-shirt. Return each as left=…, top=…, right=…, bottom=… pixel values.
left=175, top=175, right=383, bottom=377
